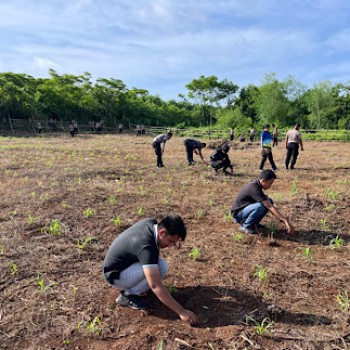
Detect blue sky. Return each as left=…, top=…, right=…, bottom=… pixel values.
left=1, top=0, right=350, bottom=100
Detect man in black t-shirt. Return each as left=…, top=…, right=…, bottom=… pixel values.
left=102, top=215, right=199, bottom=325
left=183, top=139, right=207, bottom=166
left=210, top=144, right=233, bottom=175
left=231, top=170, right=295, bottom=234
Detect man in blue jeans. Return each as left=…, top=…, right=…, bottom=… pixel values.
left=231, top=170, right=295, bottom=234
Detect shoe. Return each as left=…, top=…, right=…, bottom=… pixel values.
left=239, top=226, right=256, bottom=234
left=258, top=169, right=263, bottom=172
left=116, top=291, right=150, bottom=310
left=272, top=168, right=279, bottom=171
left=285, top=167, right=289, bottom=170
left=290, top=166, right=295, bottom=170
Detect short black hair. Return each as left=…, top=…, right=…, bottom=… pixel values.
left=222, top=144, right=230, bottom=152
left=201, top=143, right=207, bottom=148
left=258, top=169, right=277, bottom=181
left=264, top=124, right=270, bottom=129
left=294, top=123, right=300, bottom=129
left=158, top=215, right=187, bottom=241
left=167, top=131, right=173, bottom=137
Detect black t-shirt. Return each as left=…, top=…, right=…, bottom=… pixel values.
left=231, top=179, right=267, bottom=214
left=103, top=218, right=159, bottom=284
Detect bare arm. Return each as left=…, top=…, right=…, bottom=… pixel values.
left=143, top=267, right=199, bottom=325
left=197, top=149, right=206, bottom=164
left=262, top=200, right=295, bottom=234
left=300, top=139, right=304, bottom=151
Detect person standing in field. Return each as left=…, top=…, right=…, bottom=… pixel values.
left=249, top=128, right=255, bottom=142
left=285, top=123, right=304, bottom=170
left=272, top=124, right=278, bottom=147
left=183, top=139, right=207, bottom=166
left=102, top=215, right=199, bottom=325
left=69, top=122, right=75, bottom=137
left=229, top=128, right=234, bottom=141
left=152, top=131, right=172, bottom=168
left=231, top=169, right=295, bottom=234
left=259, top=124, right=277, bottom=172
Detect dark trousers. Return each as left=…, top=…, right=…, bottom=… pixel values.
left=273, top=135, right=278, bottom=147
left=153, top=142, right=163, bottom=167
left=184, top=141, right=194, bottom=164
left=211, top=158, right=232, bottom=172
left=259, top=148, right=276, bottom=170
left=285, top=143, right=299, bottom=169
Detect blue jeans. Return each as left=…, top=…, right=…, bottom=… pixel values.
left=232, top=199, right=273, bottom=229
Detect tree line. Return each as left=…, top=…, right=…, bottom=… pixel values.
left=1, top=69, right=350, bottom=131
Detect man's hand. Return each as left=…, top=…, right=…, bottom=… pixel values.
left=285, top=221, right=295, bottom=234
left=179, top=309, right=199, bottom=325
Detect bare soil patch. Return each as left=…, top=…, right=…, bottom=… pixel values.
left=1, top=135, right=350, bottom=349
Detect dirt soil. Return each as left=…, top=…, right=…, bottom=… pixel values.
left=1, top=134, right=350, bottom=350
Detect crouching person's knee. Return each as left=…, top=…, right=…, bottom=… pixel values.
left=158, top=259, right=169, bottom=279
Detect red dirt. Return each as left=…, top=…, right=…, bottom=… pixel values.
left=1, top=135, right=350, bottom=350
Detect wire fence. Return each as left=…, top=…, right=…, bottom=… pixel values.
left=1, top=118, right=350, bottom=142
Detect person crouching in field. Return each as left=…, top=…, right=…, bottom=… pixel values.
left=210, top=144, right=233, bottom=175
left=231, top=169, right=295, bottom=234
left=102, top=215, right=199, bottom=326
left=152, top=131, right=172, bottom=168
left=183, top=139, right=207, bottom=166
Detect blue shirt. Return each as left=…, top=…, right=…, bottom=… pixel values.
left=260, top=130, right=273, bottom=148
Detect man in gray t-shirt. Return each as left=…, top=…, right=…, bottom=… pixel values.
left=285, top=124, right=304, bottom=170
left=102, top=215, right=199, bottom=325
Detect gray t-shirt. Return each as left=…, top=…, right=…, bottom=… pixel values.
left=103, top=218, right=159, bottom=284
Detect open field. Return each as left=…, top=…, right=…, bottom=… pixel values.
left=1, top=134, right=350, bottom=350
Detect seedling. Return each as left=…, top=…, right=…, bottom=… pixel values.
left=329, top=235, right=345, bottom=250
left=37, top=274, right=55, bottom=294
left=336, top=290, right=349, bottom=312
left=112, top=215, right=122, bottom=226
left=319, top=218, right=329, bottom=231
left=139, top=186, right=145, bottom=196
left=299, top=246, right=313, bottom=260
left=324, top=188, right=339, bottom=201
left=77, top=237, right=97, bottom=249
left=137, top=207, right=144, bottom=216
left=167, top=285, right=179, bottom=294
left=83, top=208, right=95, bottom=218
left=11, top=263, right=18, bottom=275
left=0, top=245, right=3, bottom=255
left=48, top=219, right=62, bottom=235
left=223, top=212, right=232, bottom=222
left=78, top=316, right=102, bottom=334
left=27, top=212, right=37, bottom=225
left=253, top=265, right=269, bottom=283
left=108, top=195, right=116, bottom=205
left=234, top=232, right=244, bottom=242
left=195, top=210, right=205, bottom=220
left=189, top=247, right=201, bottom=261
left=157, top=339, right=164, bottom=350
left=254, top=317, right=274, bottom=336
left=324, top=204, right=335, bottom=212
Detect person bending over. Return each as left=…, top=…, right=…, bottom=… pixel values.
left=102, top=215, right=199, bottom=325
left=183, top=139, right=207, bottom=166
left=152, top=131, right=172, bottom=168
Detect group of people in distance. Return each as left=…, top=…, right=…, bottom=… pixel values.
left=102, top=123, right=302, bottom=325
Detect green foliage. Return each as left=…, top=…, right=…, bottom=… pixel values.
left=137, top=207, right=144, bottom=216
left=234, top=232, right=244, bottom=242
left=319, top=218, right=329, bottom=231
left=324, top=188, right=339, bottom=201
left=299, top=246, right=313, bottom=260
left=290, top=180, right=298, bottom=196
left=11, top=263, right=18, bottom=275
